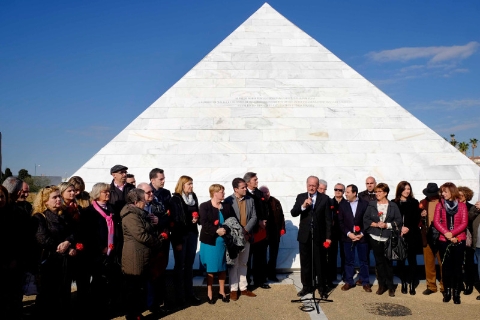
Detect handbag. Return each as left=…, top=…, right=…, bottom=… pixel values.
left=385, top=222, right=408, bottom=261
left=426, top=224, right=440, bottom=253
left=426, top=201, right=444, bottom=254
left=466, top=229, right=473, bottom=247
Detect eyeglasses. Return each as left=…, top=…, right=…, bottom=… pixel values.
left=334, top=189, right=344, bottom=192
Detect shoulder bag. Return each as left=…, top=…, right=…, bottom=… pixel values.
left=385, top=222, right=408, bottom=261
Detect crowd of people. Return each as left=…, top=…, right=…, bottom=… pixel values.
left=1, top=166, right=479, bottom=319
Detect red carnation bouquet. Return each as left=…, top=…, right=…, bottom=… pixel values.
left=192, top=212, right=199, bottom=219
left=323, top=241, right=330, bottom=249
left=160, top=232, right=168, bottom=240
left=75, top=243, right=84, bottom=251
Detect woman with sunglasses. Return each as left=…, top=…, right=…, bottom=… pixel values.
left=434, top=182, right=468, bottom=304
left=363, top=183, right=402, bottom=297
left=32, top=185, right=77, bottom=319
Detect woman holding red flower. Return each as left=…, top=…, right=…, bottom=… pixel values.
left=199, top=184, right=237, bottom=303
left=32, top=185, right=77, bottom=318
left=121, top=188, right=165, bottom=320
left=169, top=175, right=200, bottom=306
left=363, top=183, right=402, bottom=297
left=433, top=182, right=468, bottom=304
left=392, top=181, right=422, bottom=295
left=76, top=182, right=122, bottom=318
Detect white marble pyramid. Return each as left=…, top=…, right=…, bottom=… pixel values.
left=74, top=3, right=479, bottom=269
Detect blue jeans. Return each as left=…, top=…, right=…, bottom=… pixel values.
left=344, top=241, right=369, bottom=286
left=173, top=232, right=198, bottom=300
left=475, top=248, right=480, bottom=281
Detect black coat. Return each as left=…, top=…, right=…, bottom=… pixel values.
left=32, top=210, right=76, bottom=256
left=291, top=192, right=332, bottom=244
left=77, top=202, right=122, bottom=263
left=266, top=196, right=285, bottom=242
left=330, top=197, right=347, bottom=241
left=199, top=200, right=236, bottom=245
left=150, top=184, right=172, bottom=212
left=108, top=181, right=135, bottom=217
left=169, top=193, right=199, bottom=246
left=392, top=198, right=422, bottom=254
left=338, top=198, right=369, bottom=243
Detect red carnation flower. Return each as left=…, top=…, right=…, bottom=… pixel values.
left=323, top=241, right=331, bottom=249
left=330, top=205, right=334, bottom=209
left=261, top=197, right=265, bottom=201
left=167, top=210, right=171, bottom=216
left=108, top=244, right=114, bottom=250
left=75, top=243, right=84, bottom=251
left=192, top=212, right=199, bottom=218
left=419, top=203, right=424, bottom=209
left=214, top=220, right=219, bottom=226
left=160, top=232, right=168, bottom=239
left=280, top=229, right=286, bottom=236
left=354, top=226, right=360, bottom=232
left=378, top=211, right=383, bottom=216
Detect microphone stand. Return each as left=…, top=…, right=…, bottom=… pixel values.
left=291, top=200, right=333, bottom=313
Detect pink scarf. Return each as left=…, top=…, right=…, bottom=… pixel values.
left=93, top=201, right=115, bottom=256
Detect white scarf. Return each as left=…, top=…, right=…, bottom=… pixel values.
left=182, top=192, right=195, bottom=206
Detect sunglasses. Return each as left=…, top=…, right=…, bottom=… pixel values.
left=334, top=188, right=344, bottom=192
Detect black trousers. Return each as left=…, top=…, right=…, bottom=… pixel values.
left=326, top=238, right=345, bottom=282
left=252, top=238, right=268, bottom=285
left=439, top=240, right=465, bottom=289
left=123, top=274, right=147, bottom=319
left=397, top=246, right=419, bottom=284
left=370, top=238, right=394, bottom=289
left=463, top=245, right=476, bottom=286
left=299, top=235, right=324, bottom=290
left=267, top=238, right=280, bottom=278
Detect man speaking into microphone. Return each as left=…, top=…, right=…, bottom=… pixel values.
left=291, top=176, right=332, bottom=298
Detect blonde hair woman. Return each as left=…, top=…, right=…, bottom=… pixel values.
left=169, top=175, right=200, bottom=307
left=199, top=184, right=236, bottom=304
left=32, top=186, right=77, bottom=318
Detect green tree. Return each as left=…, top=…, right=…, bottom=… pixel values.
left=24, top=176, right=51, bottom=193
left=1, top=168, right=13, bottom=183
left=18, top=169, right=32, bottom=180
left=458, top=142, right=469, bottom=155
left=449, top=134, right=458, bottom=147
left=470, top=138, right=478, bottom=158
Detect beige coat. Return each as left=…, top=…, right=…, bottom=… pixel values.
left=121, top=204, right=162, bottom=276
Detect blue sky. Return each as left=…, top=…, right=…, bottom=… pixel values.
left=1, top=0, right=479, bottom=178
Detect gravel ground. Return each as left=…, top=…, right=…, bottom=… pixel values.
left=321, top=284, right=480, bottom=320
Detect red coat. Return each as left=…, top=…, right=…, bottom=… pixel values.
left=433, top=199, right=468, bottom=242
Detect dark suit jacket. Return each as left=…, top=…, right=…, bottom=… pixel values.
left=338, top=198, right=369, bottom=243
left=199, top=200, right=236, bottom=245
left=291, top=192, right=332, bottom=244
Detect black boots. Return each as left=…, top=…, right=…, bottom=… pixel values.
left=442, top=288, right=451, bottom=302
left=409, top=283, right=416, bottom=295
left=401, top=282, right=408, bottom=294
left=464, top=284, right=473, bottom=295
left=453, top=289, right=461, bottom=304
